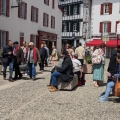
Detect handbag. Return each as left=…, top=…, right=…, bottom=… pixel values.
left=92, top=55, right=101, bottom=64
left=19, top=64, right=29, bottom=71
left=115, top=78, right=120, bottom=97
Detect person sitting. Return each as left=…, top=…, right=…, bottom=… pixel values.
left=99, top=54, right=120, bottom=102
left=72, top=54, right=83, bottom=86
left=48, top=50, right=74, bottom=92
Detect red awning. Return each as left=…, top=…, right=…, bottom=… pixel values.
left=86, top=39, right=104, bottom=46
left=106, top=39, right=120, bottom=47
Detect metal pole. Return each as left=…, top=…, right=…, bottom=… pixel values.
left=117, top=34, right=118, bottom=48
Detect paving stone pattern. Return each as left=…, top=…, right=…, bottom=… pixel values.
left=0, top=59, right=120, bottom=120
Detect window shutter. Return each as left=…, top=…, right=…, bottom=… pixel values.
left=77, top=22, right=79, bottom=32
left=54, top=17, right=55, bottom=28
left=99, top=22, right=103, bottom=33
left=43, top=13, right=45, bottom=26
left=6, top=0, right=10, bottom=17
left=0, top=30, right=1, bottom=49
left=44, top=0, right=46, bottom=4
left=30, top=34, right=33, bottom=42
left=48, top=0, right=49, bottom=6
left=0, top=0, right=1, bottom=15
left=67, top=6, right=69, bottom=16
left=6, top=31, right=9, bottom=45
left=116, top=21, right=119, bottom=32
left=109, top=3, right=112, bottom=14
left=62, top=25, right=64, bottom=32
left=100, top=4, right=104, bottom=15
left=18, top=4, right=21, bottom=18
left=47, top=14, right=49, bottom=27
left=108, top=22, right=111, bottom=33
left=51, top=16, right=52, bottom=28
left=24, top=3, right=27, bottom=19
left=77, top=5, right=79, bottom=14
left=70, top=22, right=73, bottom=32
left=31, top=6, right=34, bottom=21
left=36, top=8, right=38, bottom=23
left=52, top=0, right=54, bottom=8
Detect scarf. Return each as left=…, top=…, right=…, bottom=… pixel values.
left=33, top=47, right=37, bottom=60
left=13, top=46, right=19, bottom=55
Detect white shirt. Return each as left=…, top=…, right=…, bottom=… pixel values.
left=72, top=59, right=81, bottom=72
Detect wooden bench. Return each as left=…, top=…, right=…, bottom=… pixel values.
left=58, top=74, right=78, bottom=90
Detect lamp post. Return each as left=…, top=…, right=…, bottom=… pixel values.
left=103, top=33, right=108, bottom=58
left=11, top=0, right=23, bottom=8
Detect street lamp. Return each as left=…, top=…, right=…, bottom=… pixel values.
left=11, top=0, right=23, bottom=8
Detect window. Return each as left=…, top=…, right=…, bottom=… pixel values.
left=0, top=0, right=10, bottom=17
left=51, top=16, right=55, bottom=28
left=73, top=23, right=77, bottom=31
left=52, top=0, right=55, bottom=9
left=31, top=6, right=38, bottom=22
left=64, top=23, right=67, bottom=32
left=18, top=2, right=27, bottom=19
left=103, top=22, right=108, bottom=33
left=104, top=4, right=109, bottom=14
left=43, top=13, right=49, bottom=27
left=73, top=6, right=77, bottom=15
left=100, top=3, right=112, bottom=15
left=99, top=22, right=111, bottom=33
left=0, top=31, right=9, bottom=49
left=64, top=7, right=67, bottom=16
left=44, top=0, right=49, bottom=6
left=30, top=34, right=37, bottom=47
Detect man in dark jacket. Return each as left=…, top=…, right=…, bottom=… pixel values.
left=48, top=50, right=73, bottom=92
left=39, top=44, right=47, bottom=71
left=13, top=41, right=24, bottom=80
left=2, top=40, right=14, bottom=82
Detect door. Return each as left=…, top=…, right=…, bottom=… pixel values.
left=20, top=37, right=24, bottom=46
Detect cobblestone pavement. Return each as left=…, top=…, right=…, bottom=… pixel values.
left=0, top=59, right=120, bottom=120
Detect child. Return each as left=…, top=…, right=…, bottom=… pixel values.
left=99, top=54, right=120, bottom=102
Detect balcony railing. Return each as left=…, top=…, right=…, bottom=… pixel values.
left=59, top=0, right=83, bottom=6
left=62, top=15, right=83, bottom=21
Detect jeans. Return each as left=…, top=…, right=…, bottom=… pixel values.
left=39, top=59, right=45, bottom=70
left=28, top=63, right=36, bottom=78
left=104, top=81, right=115, bottom=98
left=51, top=72, right=61, bottom=86
left=3, top=61, right=13, bottom=79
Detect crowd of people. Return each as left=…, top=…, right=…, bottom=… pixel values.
left=1, top=40, right=120, bottom=102
left=2, top=40, right=58, bottom=82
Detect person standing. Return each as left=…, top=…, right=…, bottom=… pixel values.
left=75, top=43, right=85, bottom=66
left=44, top=44, right=49, bottom=66
left=27, top=42, right=40, bottom=80
left=51, top=46, right=58, bottom=68
left=13, top=41, right=24, bottom=80
left=92, top=43, right=106, bottom=87
left=2, top=40, right=14, bottom=82
left=39, top=44, right=47, bottom=71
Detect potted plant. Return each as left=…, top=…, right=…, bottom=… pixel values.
left=0, top=50, right=3, bottom=74
left=83, top=55, right=93, bottom=74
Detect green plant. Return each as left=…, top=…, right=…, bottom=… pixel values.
left=85, top=55, right=92, bottom=64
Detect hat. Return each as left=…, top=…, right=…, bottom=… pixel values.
left=62, top=50, right=69, bottom=55
left=13, top=41, right=19, bottom=44
left=29, top=42, right=34, bottom=46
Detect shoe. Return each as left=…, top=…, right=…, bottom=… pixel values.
left=25, top=73, right=28, bottom=76
left=32, top=77, right=36, bottom=81
left=49, top=86, right=58, bottom=92
left=9, top=78, right=14, bottom=82
left=13, top=77, right=18, bottom=80
left=3, top=78, right=6, bottom=80
left=99, top=97, right=108, bottom=102
left=19, top=74, right=23, bottom=79
left=99, top=95, right=105, bottom=100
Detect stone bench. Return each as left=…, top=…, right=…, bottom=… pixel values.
left=58, top=74, right=78, bottom=90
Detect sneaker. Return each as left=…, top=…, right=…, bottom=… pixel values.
left=49, top=86, right=58, bottom=92
left=25, top=73, right=28, bottom=76
left=32, top=77, right=36, bottom=81
left=99, top=97, right=108, bottom=102
left=99, top=95, right=105, bottom=100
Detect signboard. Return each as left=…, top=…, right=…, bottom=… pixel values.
left=117, top=23, right=120, bottom=35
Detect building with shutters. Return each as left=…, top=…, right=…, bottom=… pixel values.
left=0, top=0, right=62, bottom=52
left=58, top=0, right=92, bottom=47
left=90, top=0, right=120, bottom=57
